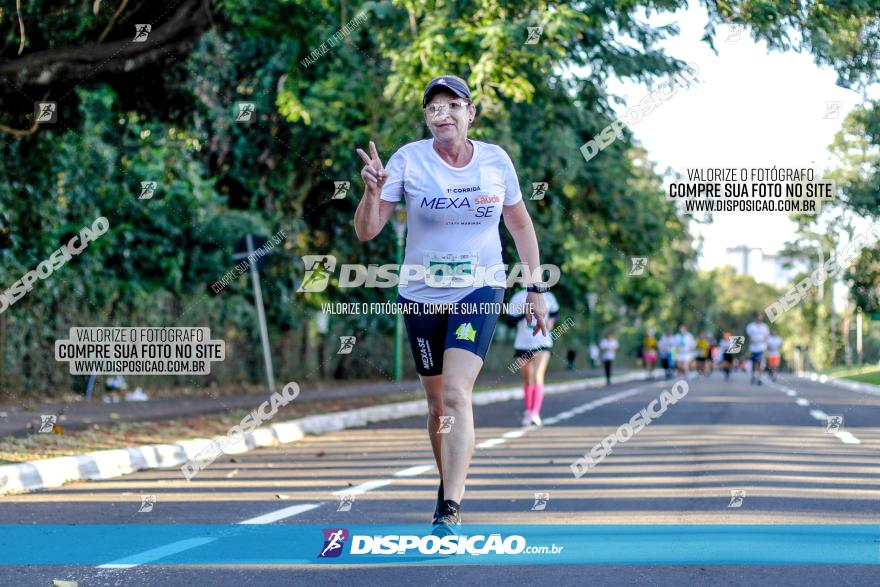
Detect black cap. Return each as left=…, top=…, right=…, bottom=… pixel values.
left=422, top=76, right=471, bottom=107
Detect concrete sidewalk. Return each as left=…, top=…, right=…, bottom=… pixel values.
left=0, top=368, right=606, bottom=437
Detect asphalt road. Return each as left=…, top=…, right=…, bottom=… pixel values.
left=1, top=372, right=878, bottom=585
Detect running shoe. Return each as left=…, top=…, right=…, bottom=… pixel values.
left=521, top=411, right=533, bottom=427
left=432, top=480, right=444, bottom=524
left=530, top=412, right=543, bottom=427
left=432, top=499, right=461, bottom=536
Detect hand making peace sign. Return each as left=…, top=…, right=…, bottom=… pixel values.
left=356, top=140, right=389, bottom=194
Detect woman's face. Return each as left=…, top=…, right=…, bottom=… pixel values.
left=424, top=90, right=474, bottom=142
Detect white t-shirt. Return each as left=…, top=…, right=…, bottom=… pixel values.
left=600, top=338, right=619, bottom=361
left=508, top=290, right=560, bottom=350
left=658, top=335, right=675, bottom=356
left=674, top=332, right=695, bottom=361
left=746, top=322, right=770, bottom=352
left=381, top=139, right=523, bottom=303
left=766, top=335, right=783, bottom=357
left=715, top=338, right=730, bottom=363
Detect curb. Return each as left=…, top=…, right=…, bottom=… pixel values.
left=795, top=371, right=880, bottom=396
left=0, top=372, right=649, bottom=495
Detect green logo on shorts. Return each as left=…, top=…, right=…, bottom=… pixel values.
left=455, top=322, right=477, bottom=342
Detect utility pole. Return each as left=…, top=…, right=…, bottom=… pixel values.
left=392, top=209, right=406, bottom=382
left=856, top=307, right=863, bottom=366
left=234, top=234, right=276, bottom=394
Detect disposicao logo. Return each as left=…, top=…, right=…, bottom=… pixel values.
left=319, top=528, right=349, bottom=558
left=317, top=529, right=563, bottom=557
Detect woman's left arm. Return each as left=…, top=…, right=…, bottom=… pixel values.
left=502, top=200, right=548, bottom=336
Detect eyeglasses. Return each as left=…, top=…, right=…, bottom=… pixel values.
left=424, top=100, right=470, bottom=117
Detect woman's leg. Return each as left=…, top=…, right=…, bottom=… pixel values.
left=420, top=374, right=444, bottom=477
left=439, top=348, right=484, bottom=505
left=531, top=351, right=551, bottom=417
left=520, top=356, right=534, bottom=413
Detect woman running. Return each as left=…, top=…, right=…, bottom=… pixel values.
left=599, top=332, right=619, bottom=385
left=674, top=324, right=695, bottom=378
left=695, top=332, right=710, bottom=375
left=717, top=331, right=735, bottom=381
left=658, top=329, right=675, bottom=379
left=506, top=288, right=560, bottom=427
left=642, top=328, right=658, bottom=378
left=354, top=75, right=548, bottom=534
left=766, top=330, right=783, bottom=381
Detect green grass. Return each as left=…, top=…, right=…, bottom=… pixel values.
left=842, top=370, right=880, bottom=385
left=820, top=364, right=880, bottom=385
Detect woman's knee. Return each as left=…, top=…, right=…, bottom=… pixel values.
left=441, top=383, right=471, bottom=411
left=427, top=401, right=444, bottom=419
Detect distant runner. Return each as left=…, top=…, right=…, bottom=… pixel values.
left=746, top=313, right=770, bottom=386
left=716, top=331, right=735, bottom=381
left=658, top=329, right=675, bottom=379
left=674, top=324, right=695, bottom=379
left=506, top=288, right=560, bottom=427
left=600, top=332, right=619, bottom=385
left=766, top=330, right=783, bottom=382
left=695, top=332, right=710, bottom=375
left=642, top=328, right=658, bottom=378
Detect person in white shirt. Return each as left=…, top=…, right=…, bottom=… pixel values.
left=746, top=313, right=770, bottom=385
left=353, top=75, right=549, bottom=534
left=589, top=343, right=600, bottom=367
left=505, top=290, right=560, bottom=426
left=766, top=330, right=783, bottom=381
left=674, top=324, right=695, bottom=378
left=599, top=333, right=619, bottom=385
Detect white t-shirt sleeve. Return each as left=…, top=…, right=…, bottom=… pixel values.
left=500, top=149, right=523, bottom=206
left=379, top=149, right=406, bottom=203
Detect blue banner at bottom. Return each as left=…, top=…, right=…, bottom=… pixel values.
left=0, top=525, right=877, bottom=565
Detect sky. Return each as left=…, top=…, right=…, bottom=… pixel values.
left=604, top=3, right=867, bottom=271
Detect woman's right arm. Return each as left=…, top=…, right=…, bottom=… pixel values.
left=354, top=191, right=397, bottom=241
left=354, top=140, right=397, bottom=241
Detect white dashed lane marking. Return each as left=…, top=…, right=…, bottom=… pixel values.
left=770, top=381, right=863, bottom=445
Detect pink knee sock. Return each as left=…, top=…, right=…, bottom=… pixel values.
left=523, top=383, right=535, bottom=412
left=532, top=383, right=545, bottom=416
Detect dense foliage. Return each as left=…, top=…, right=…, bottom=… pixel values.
left=1, top=1, right=878, bottom=392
